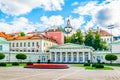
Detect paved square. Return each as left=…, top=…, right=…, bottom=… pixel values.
left=0, top=66, right=120, bottom=80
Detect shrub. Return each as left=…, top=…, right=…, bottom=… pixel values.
left=0, top=52, right=5, bottom=60
left=48, top=59, right=50, bottom=63
left=92, top=64, right=97, bottom=67
left=27, top=62, right=33, bottom=65
left=0, top=63, right=7, bottom=66
left=97, top=60, right=101, bottom=64
left=87, top=60, right=90, bottom=63
left=95, top=64, right=104, bottom=68
left=102, top=62, right=105, bottom=64
left=37, top=59, right=40, bottom=63
left=84, top=63, right=90, bottom=66
left=12, top=62, right=19, bottom=66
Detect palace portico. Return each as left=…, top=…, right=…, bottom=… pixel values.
left=49, top=43, right=93, bottom=63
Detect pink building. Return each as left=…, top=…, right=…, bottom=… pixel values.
left=46, top=29, right=64, bottom=44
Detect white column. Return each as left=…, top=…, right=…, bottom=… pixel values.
left=71, top=52, right=73, bottom=62
left=55, top=52, right=57, bottom=62
left=60, top=52, right=62, bottom=62
left=77, top=52, right=79, bottom=63
left=50, top=52, right=52, bottom=62
left=88, top=52, right=91, bottom=60
left=65, top=52, right=68, bottom=62
left=82, top=52, right=85, bottom=63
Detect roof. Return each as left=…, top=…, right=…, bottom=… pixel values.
left=49, top=43, right=93, bottom=49
left=110, top=39, right=120, bottom=45
left=0, top=37, right=9, bottom=44
left=0, top=32, right=58, bottom=44
left=100, top=30, right=112, bottom=36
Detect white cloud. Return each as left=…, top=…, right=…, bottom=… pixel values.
left=70, top=17, right=85, bottom=29
left=73, top=0, right=120, bottom=36
left=84, top=21, right=94, bottom=30
left=0, top=0, right=64, bottom=16
left=0, top=17, right=36, bottom=33
left=40, top=15, right=64, bottom=27
left=71, top=2, right=79, bottom=6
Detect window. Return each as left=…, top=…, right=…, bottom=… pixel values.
left=28, top=42, right=30, bottom=47
left=68, top=55, right=71, bottom=61
left=97, top=56, right=100, bottom=60
left=36, top=42, right=39, bottom=46
left=13, top=43, right=14, bottom=47
left=0, top=45, right=2, bottom=50
left=9, top=43, right=11, bottom=47
left=32, top=42, right=34, bottom=46
left=44, top=42, right=45, bottom=47
left=24, top=42, right=26, bottom=47
left=16, top=43, right=18, bottom=47
left=36, top=50, right=39, bottom=52
left=80, top=56, right=83, bottom=61
left=28, top=50, right=30, bottom=52
left=24, top=50, right=26, bottom=52
left=20, top=42, right=22, bottom=47
left=74, top=55, right=76, bottom=61
left=32, top=50, right=34, bottom=52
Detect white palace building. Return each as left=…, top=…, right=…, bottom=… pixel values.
left=49, top=43, right=93, bottom=63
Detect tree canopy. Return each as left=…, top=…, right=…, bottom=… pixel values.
left=0, top=52, right=5, bottom=60
left=105, top=54, right=117, bottom=64
left=20, top=32, right=25, bottom=36
left=84, top=30, right=94, bottom=47
left=16, top=53, right=27, bottom=62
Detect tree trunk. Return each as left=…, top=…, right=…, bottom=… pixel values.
left=110, top=61, right=112, bottom=64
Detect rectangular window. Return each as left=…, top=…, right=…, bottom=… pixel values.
left=32, top=42, right=34, bottom=46
left=16, top=43, right=18, bottom=47
left=36, top=42, right=39, bottom=46
left=0, top=45, right=2, bottom=50
left=28, top=42, right=30, bottom=47
left=20, top=42, right=22, bottom=47
left=13, top=43, right=14, bottom=47
left=24, top=42, right=26, bottom=47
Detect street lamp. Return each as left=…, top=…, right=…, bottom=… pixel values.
left=107, top=25, right=114, bottom=53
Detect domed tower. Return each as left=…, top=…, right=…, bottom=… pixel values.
left=64, top=19, right=73, bottom=34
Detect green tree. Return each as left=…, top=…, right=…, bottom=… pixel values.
left=93, top=31, right=101, bottom=50
left=105, top=54, right=117, bottom=64
left=0, top=52, right=5, bottom=60
left=20, top=32, right=25, bottom=36
left=64, top=36, right=72, bottom=43
left=58, top=26, right=64, bottom=32
left=75, top=30, right=84, bottom=44
left=16, top=53, right=27, bottom=62
left=84, top=30, right=94, bottom=47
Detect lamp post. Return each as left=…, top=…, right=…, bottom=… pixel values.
left=107, top=25, right=114, bottom=53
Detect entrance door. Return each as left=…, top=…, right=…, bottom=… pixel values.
left=42, top=56, right=46, bottom=62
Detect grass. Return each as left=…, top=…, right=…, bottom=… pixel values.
left=105, top=64, right=120, bottom=67
left=71, top=64, right=113, bottom=70
left=85, top=66, right=113, bottom=70
left=0, top=63, right=26, bottom=67
left=71, top=64, right=84, bottom=67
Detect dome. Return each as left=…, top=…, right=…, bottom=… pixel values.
left=0, top=37, right=9, bottom=44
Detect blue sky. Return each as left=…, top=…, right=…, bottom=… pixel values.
left=0, top=0, right=120, bottom=36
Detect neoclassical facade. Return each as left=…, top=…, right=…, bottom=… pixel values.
left=49, top=43, right=93, bottom=63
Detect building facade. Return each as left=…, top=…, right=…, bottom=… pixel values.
left=49, top=43, right=93, bottom=63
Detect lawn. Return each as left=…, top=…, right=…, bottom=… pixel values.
left=0, top=63, right=26, bottom=67
left=85, top=66, right=113, bottom=70
left=71, top=64, right=113, bottom=70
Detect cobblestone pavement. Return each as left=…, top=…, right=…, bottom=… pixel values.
left=0, top=66, right=120, bottom=80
